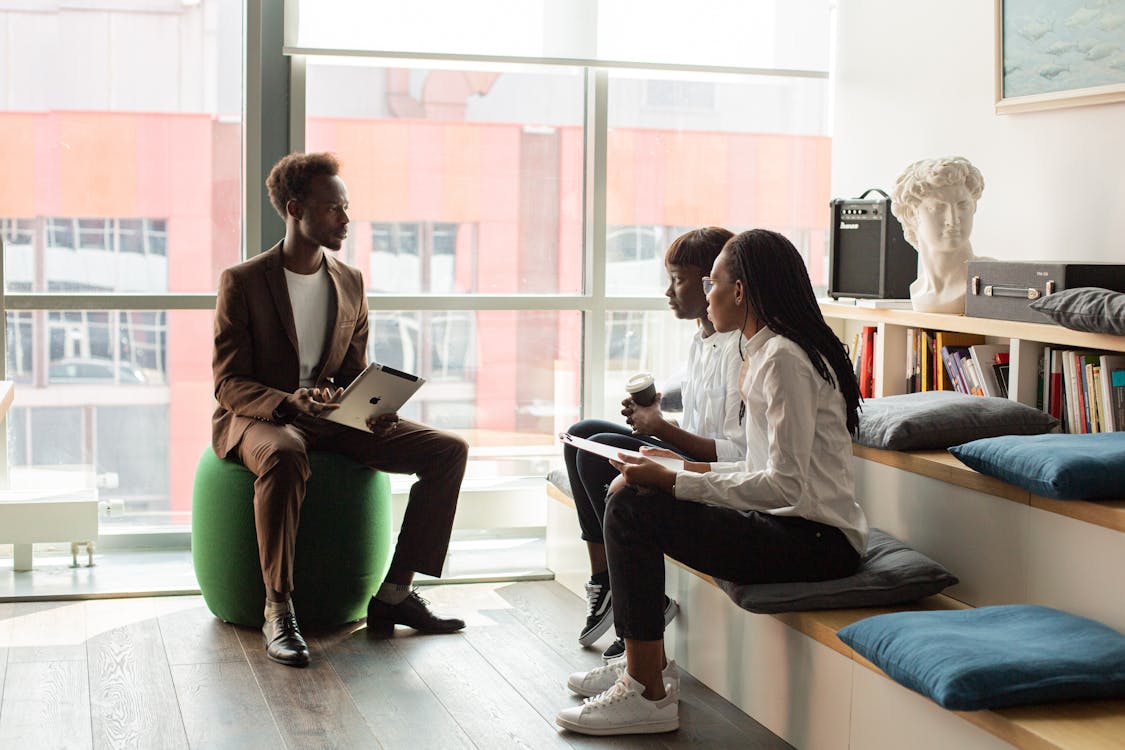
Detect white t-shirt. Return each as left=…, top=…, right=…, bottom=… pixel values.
left=679, top=328, right=748, bottom=462
left=674, top=326, right=869, bottom=555
left=284, top=264, right=331, bottom=388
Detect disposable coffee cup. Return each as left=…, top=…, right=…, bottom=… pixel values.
left=625, top=372, right=657, bottom=407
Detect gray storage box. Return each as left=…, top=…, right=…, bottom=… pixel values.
left=965, top=260, right=1125, bottom=323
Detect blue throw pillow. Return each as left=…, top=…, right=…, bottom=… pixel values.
left=837, top=605, right=1125, bottom=710
left=948, top=432, right=1125, bottom=499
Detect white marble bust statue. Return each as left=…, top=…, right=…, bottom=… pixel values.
left=890, top=157, right=985, bottom=314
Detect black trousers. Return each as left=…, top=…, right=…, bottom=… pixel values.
left=605, top=486, right=862, bottom=640
left=562, top=419, right=687, bottom=544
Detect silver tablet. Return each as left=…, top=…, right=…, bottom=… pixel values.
left=322, top=362, right=425, bottom=432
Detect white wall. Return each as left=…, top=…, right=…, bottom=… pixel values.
left=832, top=0, right=1125, bottom=263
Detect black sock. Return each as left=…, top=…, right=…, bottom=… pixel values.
left=590, top=570, right=610, bottom=587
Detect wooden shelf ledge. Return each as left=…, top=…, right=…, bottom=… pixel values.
left=853, top=444, right=1125, bottom=535
left=819, top=303, right=1125, bottom=352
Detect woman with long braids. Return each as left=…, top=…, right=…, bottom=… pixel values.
left=556, top=229, right=868, bottom=736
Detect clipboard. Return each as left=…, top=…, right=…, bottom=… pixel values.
left=559, top=432, right=683, bottom=471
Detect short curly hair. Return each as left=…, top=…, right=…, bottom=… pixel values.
left=266, top=152, right=341, bottom=220
left=890, top=157, right=984, bottom=247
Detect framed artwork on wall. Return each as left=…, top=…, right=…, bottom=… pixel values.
left=995, top=0, right=1125, bottom=114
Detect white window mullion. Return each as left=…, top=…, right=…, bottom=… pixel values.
left=581, top=67, right=609, bottom=421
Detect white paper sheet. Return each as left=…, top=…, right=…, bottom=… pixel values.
left=559, top=432, right=684, bottom=471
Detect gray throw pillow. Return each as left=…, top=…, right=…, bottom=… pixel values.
left=717, top=529, right=958, bottom=614
left=1029, top=287, right=1125, bottom=335
left=547, top=467, right=574, bottom=500
left=856, top=391, right=1059, bottom=450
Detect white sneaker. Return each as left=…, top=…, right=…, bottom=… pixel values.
left=556, top=672, right=679, bottom=736
left=567, top=654, right=680, bottom=698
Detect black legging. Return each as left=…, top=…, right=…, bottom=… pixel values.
left=605, top=486, right=861, bottom=640
left=562, top=419, right=688, bottom=543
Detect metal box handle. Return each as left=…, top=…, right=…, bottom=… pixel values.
left=982, top=284, right=1042, bottom=300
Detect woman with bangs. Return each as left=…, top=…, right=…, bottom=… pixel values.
left=561, top=226, right=748, bottom=661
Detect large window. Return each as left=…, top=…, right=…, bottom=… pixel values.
left=1, top=0, right=242, bottom=533
left=304, top=60, right=586, bottom=490
left=606, top=71, right=832, bottom=296
left=305, top=61, right=585, bottom=296
left=0, top=1, right=833, bottom=555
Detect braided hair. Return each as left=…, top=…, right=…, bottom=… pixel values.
left=723, top=229, right=862, bottom=434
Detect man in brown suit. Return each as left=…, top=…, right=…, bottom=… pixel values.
left=212, top=152, right=469, bottom=668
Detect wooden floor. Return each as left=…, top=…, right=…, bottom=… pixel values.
left=0, top=580, right=791, bottom=749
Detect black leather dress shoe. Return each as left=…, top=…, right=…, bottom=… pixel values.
left=367, top=590, right=466, bottom=634
left=263, top=607, right=310, bottom=667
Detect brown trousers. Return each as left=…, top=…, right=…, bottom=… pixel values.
left=236, top=416, right=468, bottom=595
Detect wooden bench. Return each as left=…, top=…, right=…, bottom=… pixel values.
left=546, top=478, right=1125, bottom=750
left=853, top=444, right=1125, bottom=534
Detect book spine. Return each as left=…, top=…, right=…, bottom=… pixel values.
left=966, top=354, right=985, bottom=396
left=926, top=331, right=937, bottom=391
left=1085, top=363, right=1098, bottom=433
left=958, top=351, right=976, bottom=396
left=1093, top=366, right=1105, bottom=433
left=940, top=347, right=964, bottom=394
left=1113, top=369, right=1125, bottom=431
left=1062, top=351, right=1076, bottom=433
left=905, top=328, right=916, bottom=393
left=1073, top=352, right=1088, bottom=434
left=1040, top=346, right=1050, bottom=413
left=1049, top=350, right=1064, bottom=423
left=1100, top=356, right=1118, bottom=432
left=859, top=326, right=876, bottom=399
left=993, top=362, right=1010, bottom=399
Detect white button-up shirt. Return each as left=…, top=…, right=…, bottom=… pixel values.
left=680, top=328, right=748, bottom=462
left=674, top=326, right=869, bottom=554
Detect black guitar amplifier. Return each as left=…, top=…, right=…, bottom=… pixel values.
left=828, top=188, right=917, bottom=299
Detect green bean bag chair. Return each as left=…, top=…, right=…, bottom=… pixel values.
left=192, top=447, right=393, bottom=627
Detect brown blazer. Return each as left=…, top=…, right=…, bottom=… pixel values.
left=211, top=241, right=369, bottom=458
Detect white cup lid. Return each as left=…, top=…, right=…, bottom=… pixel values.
left=625, top=372, right=654, bottom=393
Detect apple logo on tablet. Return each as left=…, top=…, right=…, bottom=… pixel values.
left=369, top=396, right=381, bottom=405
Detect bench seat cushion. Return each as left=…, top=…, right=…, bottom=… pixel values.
left=838, top=605, right=1125, bottom=710
left=717, top=529, right=957, bottom=614
left=949, top=432, right=1125, bottom=500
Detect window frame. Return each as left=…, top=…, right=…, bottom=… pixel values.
left=0, top=0, right=831, bottom=550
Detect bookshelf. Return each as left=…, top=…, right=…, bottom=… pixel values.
left=820, top=302, right=1125, bottom=409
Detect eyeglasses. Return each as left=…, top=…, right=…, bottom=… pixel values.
left=701, top=277, right=715, bottom=295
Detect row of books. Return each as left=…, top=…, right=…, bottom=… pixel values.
left=904, top=329, right=1009, bottom=397
left=847, top=328, right=1125, bottom=433
left=1040, top=347, right=1125, bottom=433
